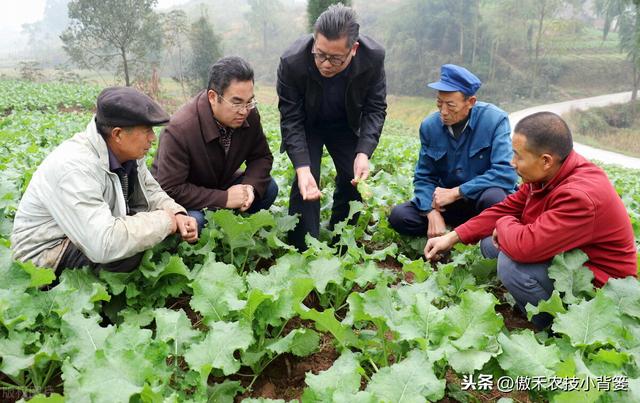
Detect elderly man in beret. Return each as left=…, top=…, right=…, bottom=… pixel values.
left=11, top=87, right=197, bottom=273
left=389, top=64, right=517, bottom=239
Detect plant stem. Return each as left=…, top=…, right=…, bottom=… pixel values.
left=247, top=374, right=259, bottom=391
left=40, top=363, right=57, bottom=391
left=368, top=357, right=379, bottom=373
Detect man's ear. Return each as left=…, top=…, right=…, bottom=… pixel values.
left=541, top=153, right=555, bottom=170
left=468, top=95, right=478, bottom=107
left=351, top=41, right=360, bottom=55
left=109, top=127, right=124, bottom=143
left=207, top=89, right=217, bottom=104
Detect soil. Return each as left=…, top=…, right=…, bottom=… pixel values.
left=235, top=328, right=338, bottom=402
left=56, top=105, right=89, bottom=114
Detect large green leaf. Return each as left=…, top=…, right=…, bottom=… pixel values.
left=190, top=260, right=246, bottom=324
left=441, top=290, right=503, bottom=350
left=306, top=256, right=343, bottom=293
left=20, top=393, right=65, bottom=402
left=296, top=306, right=358, bottom=348
left=0, top=330, right=35, bottom=377
left=344, top=260, right=387, bottom=287
left=497, top=330, right=560, bottom=378
left=63, top=350, right=147, bottom=403
left=366, top=349, right=445, bottom=402
left=601, top=276, right=640, bottom=319
left=139, top=252, right=190, bottom=284
left=184, top=320, right=253, bottom=379
left=241, top=288, right=273, bottom=323
left=60, top=312, right=114, bottom=367
left=396, top=276, right=442, bottom=307
left=154, top=308, right=201, bottom=357
left=552, top=291, right=625, bottom=348
left=362, top=284, right=400, bottom=324
left=548, top=249, right=595, bottom=304
left=389, top=293, right=445, bottom=345
left=209, top=380, right=244, bottom=403
left=15, top=259, right=56, bottom=288
left=63, top=323, right=168, bottom=403
left=525, top=290, right=567, bottom=320
left=49, top=268, right=111, bottom=316
left=302, top=350, right=363, bottom=402
left=266, top=328, right=320, bottom=357
left=446, top=347, right=498, bottom=374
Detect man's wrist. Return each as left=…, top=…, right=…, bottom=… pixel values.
left=296, top=165, right=311, bottom=175
left=455, top=186, right=463, bottom=200
left=448, top=231, right=460, bottom=244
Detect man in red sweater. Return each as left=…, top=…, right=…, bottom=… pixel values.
left=425, top=111, right=637, bottom=328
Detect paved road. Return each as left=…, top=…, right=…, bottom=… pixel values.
left=508, top=91, right=640, bottom=169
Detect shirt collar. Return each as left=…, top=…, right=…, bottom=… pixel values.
left=106, top=145, right=136, bottom=175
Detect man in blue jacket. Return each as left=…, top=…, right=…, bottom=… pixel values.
left=389, top=64, right=517, bottom=238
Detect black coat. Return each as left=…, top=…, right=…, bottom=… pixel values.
left=276, top=34, right=387, bottom=168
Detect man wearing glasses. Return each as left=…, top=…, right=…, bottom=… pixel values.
left=277, top=4, right=387, bottom=250
left=153, top=56, right=277, bottom=230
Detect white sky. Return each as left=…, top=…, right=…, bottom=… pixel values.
left=0, top=0, right=192, bottom=31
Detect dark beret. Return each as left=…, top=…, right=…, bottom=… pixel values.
left=95, top=87, right=170, bottom=127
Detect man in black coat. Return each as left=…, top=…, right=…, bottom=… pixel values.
left=277, top=3, right=387, bottom=250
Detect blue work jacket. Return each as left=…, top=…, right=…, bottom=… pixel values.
left=411, top=102, right=517, bottom=212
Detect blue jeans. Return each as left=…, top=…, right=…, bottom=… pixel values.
left=188, top=177, right=278, bottom=231
left=481, top=237, right=554, bottom=329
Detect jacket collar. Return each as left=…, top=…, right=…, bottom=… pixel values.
left=439, top=102, right=486, bottom=132
left=529, top=150, right=580, bottom=195
left=85, top=117, right=111, bottom=170
left=196, top=90, right=250, bottom=143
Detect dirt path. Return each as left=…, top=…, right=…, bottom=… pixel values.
left=508, top=91, right=640, bottom=169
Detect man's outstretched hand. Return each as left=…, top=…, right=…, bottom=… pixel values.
left=424, top=231, right=460, bottom=261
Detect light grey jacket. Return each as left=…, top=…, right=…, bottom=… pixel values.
left=11, top=118, right=186, bottom=269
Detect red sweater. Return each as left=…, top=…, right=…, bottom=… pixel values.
left=455, top=151, right=637, bottom=286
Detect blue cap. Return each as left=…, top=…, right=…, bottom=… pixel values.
left=427, top=64, right=482, bottom=96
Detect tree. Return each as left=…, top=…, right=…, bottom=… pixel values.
left=306, top=0, right=352, bottom=32
left=596, top=0, right=640, bottom=99
left=60, top=0, right=163, bottom=86
left=187, top=15, right=222, bottom=92
left=22, top=0, right=71, bottom=65
left=246, top=0, right=284, bottom=54
left=162, top=10, right=190, bottom=99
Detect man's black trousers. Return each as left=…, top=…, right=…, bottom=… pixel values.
left=288, top=128, right=362, bottom=250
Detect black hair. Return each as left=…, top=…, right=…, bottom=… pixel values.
left=514, top=111, right=573, bottom=161
left=314, top=3, right=359, bottom=47
left=207, top=56, right=254, bottom=95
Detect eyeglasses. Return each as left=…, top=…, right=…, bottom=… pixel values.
left=219, top=95, right=258, bottom=112
left=311, top=45, right=351, bottom=66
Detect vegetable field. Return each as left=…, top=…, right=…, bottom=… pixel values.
left=1, top=80, right=640, bottom=403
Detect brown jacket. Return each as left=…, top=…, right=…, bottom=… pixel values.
left=152, top=90, right=273, bottom=210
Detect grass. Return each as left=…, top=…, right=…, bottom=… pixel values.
left=565, top=101, right=640, bottom=158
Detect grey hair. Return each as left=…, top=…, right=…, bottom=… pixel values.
left=314, top=3, right=360, bottom=48
left=207, top=56, right=254, bottom=95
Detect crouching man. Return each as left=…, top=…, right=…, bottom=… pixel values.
left=425, top=112, right=637, bottom=329
left=11, top=87, right=198, bottom=273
